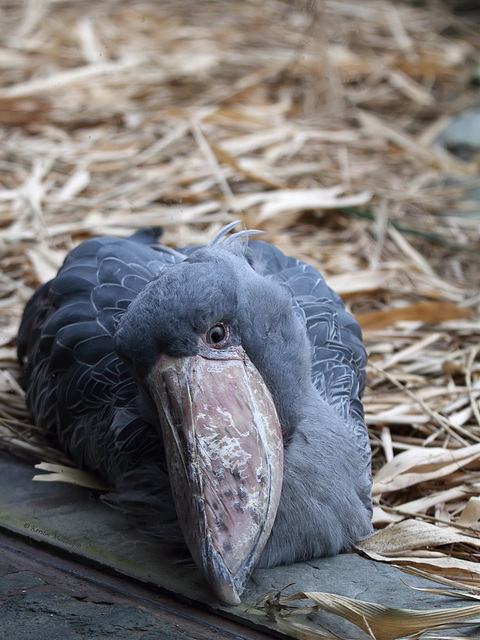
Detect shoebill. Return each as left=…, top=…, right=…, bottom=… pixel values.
left=18, top=221, right=373, bottom=605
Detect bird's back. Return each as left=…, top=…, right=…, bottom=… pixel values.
left=18, top=233, right=177, bottom=478
left=245, top=240, right=369, bottom=466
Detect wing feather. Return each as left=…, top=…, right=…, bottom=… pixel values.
left=246, top=240, right=369, bottom=460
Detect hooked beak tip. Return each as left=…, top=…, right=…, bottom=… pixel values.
left=208, top=565, right=242, bottom=606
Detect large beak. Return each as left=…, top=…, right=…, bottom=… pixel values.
left=146, top=347, right=284, bottom=605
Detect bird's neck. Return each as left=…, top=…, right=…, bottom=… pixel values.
left=259, top=385, right=373, bottom=568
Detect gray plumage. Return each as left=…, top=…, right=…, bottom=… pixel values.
left=18, top=224, right=373, bottom=571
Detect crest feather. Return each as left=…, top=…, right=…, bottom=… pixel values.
left=209, top=220, right=263, bottom=254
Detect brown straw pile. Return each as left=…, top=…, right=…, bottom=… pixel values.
left=0, top=0, right=479, bottom=628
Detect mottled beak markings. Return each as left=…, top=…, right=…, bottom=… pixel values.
left=147, top=346, right=284, bottom=604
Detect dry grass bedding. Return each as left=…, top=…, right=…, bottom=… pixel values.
left=0, top=1, right=479, bottom=637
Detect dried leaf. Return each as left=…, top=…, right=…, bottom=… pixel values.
left=356, top=520, right=480, bottom=589
left=457, top=497, right=480, bottom=527
left=398, top=565, right=480, bottom=595
left=357, top=110, right=467, bottom=172
left=277, top=590, right=480, bottom=640
left=357, top=302, right=473, bottom=331
left=372, top=444, right=480, bottom=495
left=27, top=245, right=65, bottom=284
left=34, top=462, right=108, bottom=491
left=327, top=270, right=391, bottom=297
left=357, top=520, right=480, bottom=555
left=0, top=56, right=146, bottom=99
left=56, top=170, right=90, bottom=202
left=234, top=188, right=372, bottom=220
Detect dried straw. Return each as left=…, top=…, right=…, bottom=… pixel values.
left=0, top=0, right=479, bottom=616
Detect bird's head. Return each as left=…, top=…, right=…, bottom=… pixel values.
left=114, top=223, right=312, bottom=604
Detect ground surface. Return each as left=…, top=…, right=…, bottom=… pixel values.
left=1, top=451, right=479, bottom=640
left=0, top=532, right=277, bottom=640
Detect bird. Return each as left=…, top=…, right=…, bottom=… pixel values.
left=18, top=221, right=373, bottom=605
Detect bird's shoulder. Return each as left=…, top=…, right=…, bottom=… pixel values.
left=247, top=240, right=367, bottom=426
left=18, top=233, right=175, bottom=444
left=31, top=235, right=180, bottom=335
left=18, top=233, right=177, bottom=393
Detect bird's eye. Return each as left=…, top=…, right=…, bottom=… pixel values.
left=205, top=323, right=228, bottom=347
